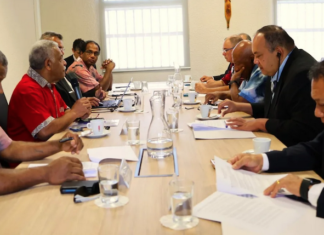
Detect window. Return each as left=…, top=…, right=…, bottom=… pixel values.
left=100, top=0, right=189, bottom=71
left=276, top=0, right=324, bottom=61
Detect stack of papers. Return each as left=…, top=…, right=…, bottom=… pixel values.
left=192, top=156, right=319, bottom=235
left=191, top=120, right=255, bottom=139
left=87, top=146, right=138, bottom=163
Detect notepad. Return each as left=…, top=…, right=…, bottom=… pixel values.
left=87, top=146, right=138, bottom=163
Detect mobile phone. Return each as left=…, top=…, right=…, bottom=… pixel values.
left=60, top=180, right=99, bottom=194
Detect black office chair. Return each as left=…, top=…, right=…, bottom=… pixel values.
left=0, top=92, right=10, bottom=168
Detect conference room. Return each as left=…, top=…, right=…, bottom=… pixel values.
left=1, top=0, right=324, bottom=234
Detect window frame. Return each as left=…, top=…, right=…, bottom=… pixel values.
left=99, top=0, right=190, bottom=72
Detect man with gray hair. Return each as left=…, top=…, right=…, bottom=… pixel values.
left=196, top=35, right=243, bottom=94
left=0, top=50, right=8, bottom=95
left=7, top=40, right=91, bottom=142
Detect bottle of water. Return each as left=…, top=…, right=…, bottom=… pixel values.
left=147, top=93, right=173, bottom=159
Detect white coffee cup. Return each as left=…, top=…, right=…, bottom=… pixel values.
left=123, top=98, right=134, bottom=110
left=133, top=81, right=142, bottom=89
left=188, top=91, right=197, bottom=103
left=87, top=119, right=104, bottom=135
left=200, top=105, right=213, bottom=118
left=253, top=138, right=271, bottom=154
left=184, top=75, right=191, bottom=82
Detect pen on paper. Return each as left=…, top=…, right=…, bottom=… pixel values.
left=224, top=121, right=228, bottom=128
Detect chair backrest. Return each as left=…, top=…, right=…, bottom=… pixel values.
left=0, top=93, right=8, bottom=133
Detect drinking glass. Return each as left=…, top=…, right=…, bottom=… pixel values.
left=98, top=164, right=119, bottom=204
left=126, top=120, right=140, bottom=145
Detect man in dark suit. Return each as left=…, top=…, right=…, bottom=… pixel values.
left=65, top=39, right=87, bottom=71
left=227, top=60, right=324, bottom=218
left=217, top=25, right=323, bottom=147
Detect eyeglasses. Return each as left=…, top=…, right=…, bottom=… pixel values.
left=59, top=47, right=65, bottom=52
left=85, top=50, right=100, bottom=56
left=223, top=47, right=234, bottom=53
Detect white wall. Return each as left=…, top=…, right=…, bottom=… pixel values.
left=39, top=0, right=274, bottom=83
left=0, top=0, right=38, bottom=100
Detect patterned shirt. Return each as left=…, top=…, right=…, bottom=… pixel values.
left=239, top=65, right=268, bottom=103
left=7, top=68, right=67, bottom=142
left=66, top=58, right=103, bottom=93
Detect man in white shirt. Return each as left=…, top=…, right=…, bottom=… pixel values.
left=227, top=60, right=324, bottom=218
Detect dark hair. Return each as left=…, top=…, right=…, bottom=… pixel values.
left=255, top=25, right=295, bottom=52
left=308, top=61, right=324, bottom=81
left=40, top=31, right=63, bottom=40
left=227, top=36, right=243, bottom=47
left=81, top=40, right=101, bottom=53
left=239, top=33, right=251, bottom=41
left=73, top=38, right=85, bottom=51
left=0, top=50, right=8, bottom=66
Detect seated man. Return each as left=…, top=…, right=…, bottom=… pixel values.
left=0, top=51, right=8, bottom=133
left=239, top=32, right=251, bottom=41
left=64, top=38, right=85, bottom=71
left=8, top=40, right=91, bottom=142
left=67, top=40, right=115, bottom=93
left=0, top=126, right=85, bottom=195
left=40, top=32, right=102, bottom=108
left=227, top=60, right=324, bottom=218
left=197, top=35, right=243, bottom=93
left=219, top=25, right=323, bottom=147
left=204, top=40, right=267, bottom=104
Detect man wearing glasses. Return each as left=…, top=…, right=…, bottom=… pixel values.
left=67, top=40, right=115, bottom=94
left=196, top=35, right=242, bottom=94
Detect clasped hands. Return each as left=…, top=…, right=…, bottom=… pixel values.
left=228, top=153, right=303, bottom=198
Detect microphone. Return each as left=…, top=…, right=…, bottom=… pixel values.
left=68, top=73, right=82, bottom=100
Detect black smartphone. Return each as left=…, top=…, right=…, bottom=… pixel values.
left=60, top=180, right=99, bottom=194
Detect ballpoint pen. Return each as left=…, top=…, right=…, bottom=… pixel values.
left=59, top=130, right=92, bottom=143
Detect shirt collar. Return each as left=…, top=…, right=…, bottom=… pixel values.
left=27, top=67, right=51, bottom=88
left=76, top=57, right=92, bottom=71
left=73, top=55, right=78, bottom=61
left=271, top=50, right=293, bottom=83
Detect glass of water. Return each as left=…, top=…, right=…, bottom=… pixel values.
left=166, top=108, right=179, bottom=132
left=126, top=120, right=140, bottom=145
left=172, top=91, right=182, bottom=107
left=98, top=164, right=119, bottom=204
left=169, top=179, right=194, bottom=224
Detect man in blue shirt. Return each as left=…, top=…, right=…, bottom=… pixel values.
left=204, top=40, right=267, bottom=104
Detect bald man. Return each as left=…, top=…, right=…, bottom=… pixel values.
left=205, top=40, right=268, bottom=104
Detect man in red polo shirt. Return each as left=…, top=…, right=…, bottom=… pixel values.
left=8, top=40, right=91, bottom=142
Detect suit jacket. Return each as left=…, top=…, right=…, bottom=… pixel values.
left=55, top=77, right=77, bottom=108
left=251, top=48, right=323, bottom=146
left=64, top=55, right=75, bottom=72
left=213, top=63, right=232, bottom=81
left=266, top=130, right=324, bottom=218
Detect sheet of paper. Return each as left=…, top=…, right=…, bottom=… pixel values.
left=87, top=146, right=138, bottom=163
left=193, top=191, right=302, bottom=235
left=28, top=162, right=99, bottom=178
left=214, top=156, right=289, bottom=196
left=73, top=119, right=119, bottom=128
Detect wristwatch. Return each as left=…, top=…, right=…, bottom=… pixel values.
left=228, top=79, right=240, bottom=89
left=299, top=178, right=321, bottom=201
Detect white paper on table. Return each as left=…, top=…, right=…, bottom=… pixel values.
left=28, top=162, right=98, bottom=178
left=214, top=156, right=291, bottom=196
left=221, top=195, right=324, bottom=235
left=87, top=146, right=138, bottom=163
left=193, top=191, right=302, bottom=235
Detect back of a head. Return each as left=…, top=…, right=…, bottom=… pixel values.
left=80, top=40, right=101, bottom=53
left=73, top=39, right=85, bottom=51
left=255, top=25, right=295, bottom=52
left=29, top=40, right=58, bottom=70
left=233, top=40, right=253, bottom=62
left=0, top=51, right=8, bottom=67
left=309, top=60, right=324, bottom=81
left=239, top=33, right=252, bottom=41
left=226, top=35, right=243, bottom=47
left=40, top=31, right=63, bottom=40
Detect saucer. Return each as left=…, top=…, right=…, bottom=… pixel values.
left=183, top=100, right=200, bottom=105
left=117, top=107, right=136, bottom=112
left=83, top=129, right=110, bottom=138
left=242, top=149, right=273, bottom=154
left=196, top=114, right=221, bottom=120
left=189, top=88, right=195, bottom=91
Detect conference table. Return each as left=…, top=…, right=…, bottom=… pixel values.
left=0, top=82, right=321, bottom=235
